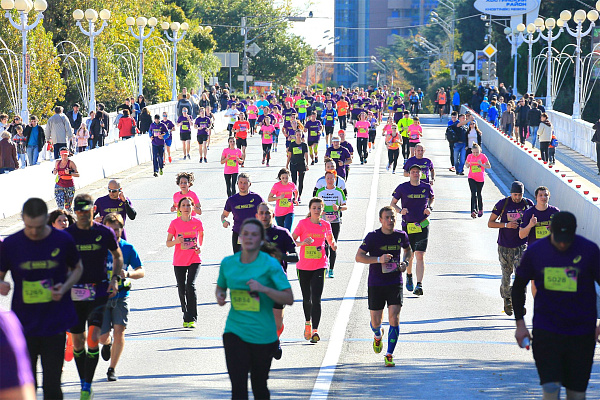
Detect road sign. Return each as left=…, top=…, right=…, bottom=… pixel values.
left=474, top=0, right=540, bottom=17
left=462, top=51, right=475, bottom=64
left=238, top=75, right=253, bottom=81
left=214, top=52, right=239, bottom=68
left=462, top=64, right=475, bottom=71
left=483, top=44, right=497, bottom=58
left=247, top=43, right=261, bottom=57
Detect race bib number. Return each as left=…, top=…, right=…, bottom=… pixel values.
left=360, top=128, right=368, bottom=134
left=71, top=283, right=96, bottom=301
left=507, top=212, right=521, bottom=222
left=264, top=134, right=271, bottom=140
left=226, top=159, right=237, bottom=167
left=471, top=165, right=482, bottom=173
left=279, top=198, right=291, bottom=208
left=544, top=267, right=578, bottom=292
left=181, top=236, right=197, bottom=250
left=340, top=108, right=346, bottom=112
left=304, top=245, right=322, bottom=259
left=410, top=133, right=419, bottom=139
left=327, top=116, right=333, bottom=121
left=293, top=147, right=302, bottom=154
left=230, top=290, right=260, bottom=312
left=330, top=151, right=340, bottom=159
left=324, top=212, right=337, bottom=222
left=535, top=225, right=551, bottom=239
left=407, top=222, right=422, bottom=234
left=182, top=124, right=189, bottom=130
left=153, top=129, right=161, bottom=137
left=310, top=131, right=318, bottom=136
left=382, top=257, right=400, bottom=274
left=240, top=126, right=247, bottom=131
left=22, top=279, right=52, bottom=304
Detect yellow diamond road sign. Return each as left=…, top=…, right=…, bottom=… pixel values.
left=483, top=44, right=497, bottom=58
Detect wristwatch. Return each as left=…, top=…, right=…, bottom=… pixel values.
left=112, top=275, right=122, bottom=283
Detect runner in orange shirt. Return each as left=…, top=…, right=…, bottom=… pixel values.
left=233, top=114, right=250, bottom=163
left=336, top=97, right=349, bottom=131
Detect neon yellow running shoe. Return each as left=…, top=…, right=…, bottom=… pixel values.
left=373, top=328, right=384, bottom=354
left=80, top=389, right=93, bottom=400
left=384, top=354, right=395, bottom=367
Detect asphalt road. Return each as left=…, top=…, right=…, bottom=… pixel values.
left=2, top=115, right=600, bottom=399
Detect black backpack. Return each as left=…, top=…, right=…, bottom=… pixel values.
left=445, top=125, right=457, bottom=142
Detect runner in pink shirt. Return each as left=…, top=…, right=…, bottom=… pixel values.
left=171, top=172, right=201, bottom=216
left=292, top=197, right=337, bottom=344
left=407, top=117, right=423, bottom=158
left=268, top=168, right=298, bottom=231
left=221, top=137, right=243, bottom=197
left=166, top=197, right=204, bottom=328
left=465, top=143, right=491, bottom=218
left=261, top=116, right=275, bottom=166
left=354, top=112, right=370, bottom=164
left=246, top=100, right=259, bottom=136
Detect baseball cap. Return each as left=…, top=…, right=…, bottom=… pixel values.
left=409, top=164, right=422, bottom=171
left=73, top=198, right=94, bottom=212
left=510, top=181, right=524, bottom=194
left=550, top=212, right=576, bottom=243
left=338, top=130, right=345, bottom=135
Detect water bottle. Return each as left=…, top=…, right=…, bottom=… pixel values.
left=521, top=337, right=530, bottom=350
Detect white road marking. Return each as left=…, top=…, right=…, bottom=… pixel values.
left=310, top=133, right=383, bottom=399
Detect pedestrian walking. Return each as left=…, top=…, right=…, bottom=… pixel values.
left=23, top=115, right=44, bottom=166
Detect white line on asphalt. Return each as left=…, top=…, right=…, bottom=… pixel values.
left=310, top=133, right=384, bottom=400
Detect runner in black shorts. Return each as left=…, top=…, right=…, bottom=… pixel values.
left=513, top=212, right=600, bottom=400
left=390, top=165, right=434, bottom=296
left=256, top=202, right=297, bottom=359
left=356, top=206, right=412, bottom=367
left=66, top=194, right=123, bottom=400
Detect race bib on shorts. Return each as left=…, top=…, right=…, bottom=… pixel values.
left=22, top=279, right=53, bottom=304
left=407, top=222, right=422, bottom=234
left=544, top=267, right=577, bottom=292
left=230, top=290, right=260, bottom=312
left=71, top=283, right=96, bottom=301
left=304, top=245, right=322, bottom=259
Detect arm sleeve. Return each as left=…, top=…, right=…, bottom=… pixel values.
left=124, top=200, right=137, bottom=220
left=512, top=275, right=528, bottom=320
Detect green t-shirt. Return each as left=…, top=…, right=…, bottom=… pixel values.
left=217, top=251, right=291, bottom=344
left=397, top=118, right=414, bottom=137
left=295, top=99, right=309, bottom=113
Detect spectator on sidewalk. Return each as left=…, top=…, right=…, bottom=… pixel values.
left=515, top=98, right=530, bottom=144
left=592, top=117, right=600, bottom=175
left=135, top=95, right=146, bottom=121
left=76, top=125, right=90, bottom=153
left=7, top=115, right=24, bottom=137
left=46, top=106, right=73, bottom=159
left=527, top=101, right=542, bottom=149
left=23, top=115, right=44, bottom=166
left=117, top=110, right=137, bottom=140
left=452, top=89, right=460, bottom=113
left=66, top=103, right=83, bottom=134
left=177, top=94, right=193, bottom=119
left=537, top=113, right=553, bottom=164
left=0, top=131, right=18, bottom=173
left=138, top=107, right=152, bottom=136
left=12, top=125, right=27, bottom=168
left=500, top=102, right=516, bottom=138
left=116, top=98, right=132, bottom=114
left=0, top=113, right=8, bottom=131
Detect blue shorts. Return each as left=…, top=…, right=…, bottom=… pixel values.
left=165, top=139, right=172, bottom=147
left=299, top=112, right=306, bottom=120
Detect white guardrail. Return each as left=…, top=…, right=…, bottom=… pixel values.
left=463, top=106, right=600, bottom=246
left=546, top=110, right=596, bottom=162
left=0, top=102, right=228, bottom=219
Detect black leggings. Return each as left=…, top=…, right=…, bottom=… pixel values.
left=27, top=333, right=65, bottom=399
left=325, top=222, right=341, bottom=270
left=174, top=263, right=200, bottom=323
left=249, top=119, right=256, bottom=135
left=448, top=141, right=455, bottom=166
left=468, top=178, right=484, bottom=213
left=387, top=148, right=400, bottom=171
left=262, top=143, right=272, bottom=162
left=297, top=268, right=325, bottom=328
left=540, top=141, right=550, bottom=162
left=225, top=173, right=238, bottom=197
left=290, top=163, right=306, bottom=197
left=339, top=115, right=347, bottom=130
left=402, top=138, right=410, bottom=160
left=357, top=137, right=368, bottom=162
left=232, top=231, right=241, bottom=253
left=223, top=332, right=277, bottom=400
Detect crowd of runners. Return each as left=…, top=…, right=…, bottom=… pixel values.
left=1, top=85, right=599, bottom=400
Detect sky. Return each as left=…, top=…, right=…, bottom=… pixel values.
left=287, top=0, right=335, bottom=53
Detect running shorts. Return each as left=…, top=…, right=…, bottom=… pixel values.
left=101, top=297, right=129, bottom=334
left=236, top=138, right=247, bottom=148
left=407, top=226, right=429, bottom=252
left=180, top=132, right=191, bottom=141
left=71, top=297, right=108, bottom=334
left=197, top=134, right=209, bottom=144
left=368, top=284, right=403, bottom=310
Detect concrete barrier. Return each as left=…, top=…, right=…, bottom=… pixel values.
left=463, top=106, right=600, bottom=245
left=0, top=162, right=54, bottom=218
left=547, top=110, right=595, bottom=162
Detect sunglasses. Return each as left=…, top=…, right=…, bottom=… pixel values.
left=108, top=189, right=121, bottom=193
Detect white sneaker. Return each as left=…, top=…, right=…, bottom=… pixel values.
left=369, top=148, right=372, bottom=153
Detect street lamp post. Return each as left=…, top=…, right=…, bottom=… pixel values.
left=560, top=8, right=599, bottom=120
left=161, top=21, right=189, bottom=102
left=504, top=27, right=521, bottom=97
left=73, top=8, right=110, bottom=113
left=517, top=23, right=542, bottom=95
left=126, top=16, right=157, bottom=96
left=534, top=17, right=564, bottom=110
left=430, top=0, right=455, bottom=88
left=1, top=0, right=47, bottom=122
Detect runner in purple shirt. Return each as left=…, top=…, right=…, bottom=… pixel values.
left=356, top=206, right=412, bottom=367
left=220, top=173, right=265, bottom=253
left=324, top=136, right=352, bottom=179
left=94, top=179, right=137, bottom=239
left=403, top=145, right=435, bottom=184
left=0, top=307, right=35, bottom=399
left=149, top=115, right=167, bottom=176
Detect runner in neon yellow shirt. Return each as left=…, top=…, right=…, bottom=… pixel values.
left=396, top=110, right=413, bottom=161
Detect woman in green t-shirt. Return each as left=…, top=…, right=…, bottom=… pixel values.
left=216, top=219, right=293, bottom=399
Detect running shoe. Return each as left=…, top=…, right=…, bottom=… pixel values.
left=101, top=342, right=111, bottom=361
left=315, top=157, right=318, bottom=163
left=384, top=354, right=395, bottom=367
left=304, top=322, right=312, bottom=340
left=107, top=367, right=118, bottom=382
left=369, top=148, right=372, bottom=153
left=80, top=389, right=93, bottom=400
left=373, top=328, right=384, bottom=354
left=183, top=322, right=189, bottom=328
left=204, top=157, right=207, bottom=163
left=262, top=159, right=265, bottom=165
left=386, top=164, right=390, bottom=171
left=159, top=168, right=163, bottom=175
left=413, top=283, right=423, bottom=296
left=153, top=172, right=158, bottom=177
left=392, top=171, right=396, bottom=174
left=65, top=333, right=74, bottom=362
left=310, top=331, right=320, bottom=343
left=478, top=211, right=483, bottom=218
left=188, top=321, right=197, bottom=328
left=182, top=156, right=186, bottom=160
left=405, top=275, right=414, bottom=292
left=328, top=269, right=334, bottom=278
left=199, top=158, right=203, bottom=163
left=311, top=160, right=315, bottom=165
left=273, top=341, right=282, bottom=360
left=449, top=166, right=455, bottom=172
left=364, top=159, right=367, bottom=164
left=361, top=160, right=364, bottom=165
left=471, top=211, right=477, bottom=219
left=266, top=163, right=270, bottom=167
left=168, top=156, right=172, bottom=163
left=187, top=154, right=191, bottom=160
left=504, top=298, right=513, bottom=316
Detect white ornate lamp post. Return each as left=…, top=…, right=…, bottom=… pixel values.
left=517, top=22, right=542, bottom=95
left=534, top=17, right=564, bottom=110
left=161, top=21, right=188, bottom=102
left=504, top=27, right=522, bottom=96
left=73, top=8, right=110, bottom=113
left=126, top=15, right=157, bottom=96
left=1, top=0, right=47, bottom=121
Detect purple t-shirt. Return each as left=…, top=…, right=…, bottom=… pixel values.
left=0, top=229, right=79, bottom=336
left=177, top=115, right=193, bottom=133
left=403, top=157, right=434, bottom=183
left=392, top=181, right=434, bottom=225
left=94, top=195, right=131, bottom=223
left=0, top=308, right=34, bottom=389
left=325, top=146, right=351, bottom=179
left=516, top=235, right=600, bottom=335
left=492, top=197, right=534, bottom=248
left=340, top=141, right=354, bottom=155
left=195, top=116, right=211, bottom=135
left=305, top=120, right=322, bottom=143
left=66, top=222, right=118, bottom=298
left=265, top=225, right=296, bottom=272
left=520, top=205, right=560, bottom=245
left=162, top=119, right=175, bottom=140
left=224, top=192, right=265, bottom=234
left=149, top=122, right=167, bottom=146
left=360, top=228, right=410, bottom=286
left=351, top=99, right=363, bottom=115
